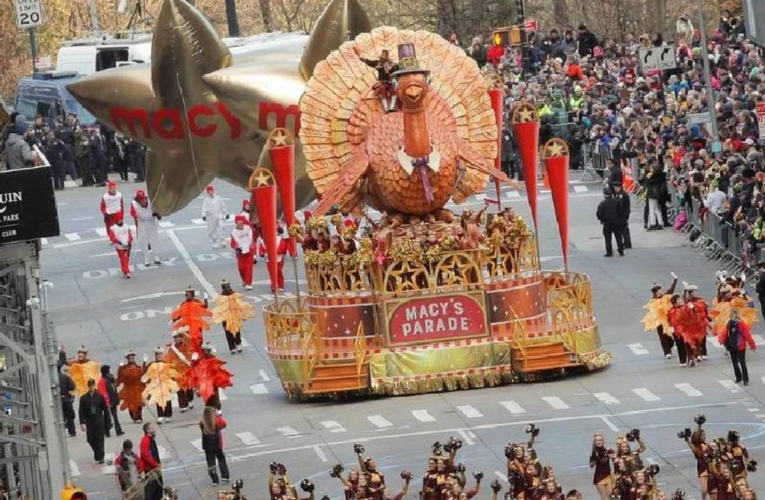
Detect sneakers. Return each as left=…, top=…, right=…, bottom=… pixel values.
left=157, top=417, right=165, bottom=425
left=744, top=381, right=750, bottom=386
left=236, top=346, right=243, bottom=353
left=212, top=243, right=220, bottom=249
left=124, top=273, right=131, bottom=279
left=664, top=354, right=672, bottom=360
left=188, top=403, right=195, bottom=410
left=244, top=285, right=253, bottom=290
left=179, top=407, right=188, bottom=413
left=230, top=350, right=236, bottom=355
left=222, top=478, right=230, bottom=482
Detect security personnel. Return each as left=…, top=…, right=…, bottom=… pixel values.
left=596, top=187, right=625, bottom=257
left=59, top=365, right=77, bottom=437
left=78, top=379, right=108, bottom=464
left=612, top=183, right=632, bottom=249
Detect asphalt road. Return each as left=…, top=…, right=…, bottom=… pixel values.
left=42, top=176, right=765, bottom=500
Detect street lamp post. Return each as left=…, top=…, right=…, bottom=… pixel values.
left=696, top=0, right=721, bottom=152
left=514, top=0, right=531, bottom=79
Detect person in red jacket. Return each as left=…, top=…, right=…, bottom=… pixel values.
left=718, top=309, right=757, bottom=386
left=199, top=406, right=230, bottom=485
left=230, top=215, right=255, bottom=290
left=486, top=34, right=505, bottom=67
left=140, top=422, right=164, bottom=500
left=108, top=215, right=134, bottom=279
left=114, top=439, right=144, bottom=494
left=100, top=181, right=124, bottom=232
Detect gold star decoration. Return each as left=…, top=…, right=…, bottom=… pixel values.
left=543, top=138, right=569, bottom=158
left=269, top=128, right=291, bottom=148
left=249, top=168, right=275, bottom=188
left=512, top=101, right=539, bottom=124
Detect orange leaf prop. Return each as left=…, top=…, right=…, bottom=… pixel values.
left=184, top=356, right=233, bottom=403
left=69, top=360, right=102, bottom=396
left=141, top=362, right=179, bottom=408
left=171, top=301, right=212, bottom=351
left=164, top=341, right=195, bottom=389
left=116, top=364, right=145, bottom=413
left=211, top=293, right=254, bottom=334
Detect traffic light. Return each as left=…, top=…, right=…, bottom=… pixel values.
left=61, top=482, right=87, bottom=500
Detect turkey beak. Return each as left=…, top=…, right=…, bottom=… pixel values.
left=405, top=85, right=423, bottom=101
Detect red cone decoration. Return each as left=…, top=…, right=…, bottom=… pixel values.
left=249, top=168, right=279, bottom=292
left=488, top=88, right=504, bottom=208
left=512, top=101, right=540, bottom=228
left=268, top=128, right=298, bottom=256
left=542, top=138, right=571, bottom=270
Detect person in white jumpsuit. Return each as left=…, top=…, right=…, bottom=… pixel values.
left=201, top=185, right=229, bottom=248
left=129, top=189, right=162, bottom=266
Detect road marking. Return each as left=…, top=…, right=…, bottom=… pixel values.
left=412, top=410, right=437, bottom=422
left=756, top=414, right=765, bottom=419
left=192, top=218, right=205, bottom=225
left=218, top=389, right=228, bottom=401
left=41, top=238, right=48, bottom=245
left=167, top=229, right=216, bottom=297
left=321, top=421, right=347, bottom=433
left=367, top=415, right=393, bottom=428
left=494, top=471, right=508, bottom=482
left=457, top=405, right=484, bottom=418
left=645, top=457, right=658, bottom=465
left=456, top=429, right=475, bottom=446
left=191, top=439, right=203, bottom=452
left=573, top=185, right=588, bottom=193
left=312, top=444, right=328, bottom=462
left=675, top=383, right=703, bottom=397
left=754, top=335, right=765, bottom=345
left=64, top=233, right=82, bottom=241
left=158, top=221, right=176, bottom=228
left=499, top=400, right=527, bottom=414
left=627, top=343, right=649, bottom=355
left=542, top=396, right=570, bottom=409
left=95, top=228, right=108, bottom=237
left=241, top=338, right=251, bottom=348
left=236, top=432, right=260, bottom=445
left=258, top=369, right=270, bottom=381
left=718, top=380, right=742, bottom=393
left=277, top=426, right=299, bottom=437
left=540, top=189, right=551, bottom=194
left=748, top=408, right=760, bottom=412
left=600, top=416, right=619, bottom=432
left=594, top=392, right=621, bottom=405
left=632, top=388, right=661, bottom=402
left=157, top=445, right=172, bottom=459
left=250, top=383, right=269, bottom=395
left=506, top=191, right=521, bottom=199
left=69, top=460, right=81, bottom=477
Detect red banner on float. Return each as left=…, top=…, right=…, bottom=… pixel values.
left=488, top=88, right=504, bottom=208
left=542, top=139, right=570, bottom=270
left=249, top=168, right=279, bottom=291
left=268, top=128, right=297, bottom=256
left=512, top=102, right=540, bottom=227
left=387, top=293, right=488, bottom=345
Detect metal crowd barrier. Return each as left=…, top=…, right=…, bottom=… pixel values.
left=550, top=122, right=578, bottom=142
left=579, top=141, right=612, bottom=182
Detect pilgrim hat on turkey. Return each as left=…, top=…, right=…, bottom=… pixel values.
left=392, top=43, right=430, bottom=77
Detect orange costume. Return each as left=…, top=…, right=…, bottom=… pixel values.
left=115, top=350, right=145, bottom=422
left=164, top=329, right=197, bottom=411
left=68, top=346, right=102, bottom=396
left=171, top=292, right=212, bottom=353
left=711, top=296, right=758, bottom=336
left=678, top=297, right=710, bottom=350
left=184, top=343, right=233, bottom=409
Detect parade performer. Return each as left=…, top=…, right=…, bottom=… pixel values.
left=130, top=189, right=162, bottom=267
left=68, top=345, right=101, bottom=396
left=170, top=288, right=212, bottom=353
left=275, top=226, right=288, bottom=290
left=108, top=215, right=134, bottom=279
left=186, top=342, right=233, bottom=410
left=641, top=273, right=678, bottom=359
left=59, top=366, right=77, bottom=437
left=355, top=48, right=399, bottom=112
left=201, top=185, right=229, bottom=249
left=239, top=199, right=252, bottom=222
left=100, top=180, right=123, bottom=232
left=116, top=350, right=145, bottom=423
left=668, top=294, right=688, bottom=366
left=231, top=214, right=256, bottom=290
left=211, top=280, right=254, bottom=354
left=711, top=287, right=758, bottom=336
left=141, top=347, right=178, bottom=424
left=679, top=283, right=710, bottom=365
left=164, top=328, right=196, bottom=413
left=589, top=434, right=615, bottom=500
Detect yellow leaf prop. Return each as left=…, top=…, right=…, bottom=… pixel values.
left=141, top=362, right=179, bottom=408
left=211, top=293, right=254, bottom=334
left=69, top=360, right=102, bottom=396
left=640, top=295, right=673, bottom=334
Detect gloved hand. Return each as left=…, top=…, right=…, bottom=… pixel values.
left=671, top=272, right=677, bottom=279
left=191, top=352, right=199, bottom=362
left=236, top=248, right=242, bottom=255
left=103, top=214, right=109, bottom=223
left=203, top=293, right=209, bottom=301
left=202, top=216, right=206, bottom=222
left=225, top=214, right=230, bottom=220
left=142, top=354, right=148, bottom=363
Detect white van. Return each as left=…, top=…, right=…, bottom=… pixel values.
left=55, top=34, right=152, bottom=75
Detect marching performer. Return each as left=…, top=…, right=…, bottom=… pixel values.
left=711, top=286, right=758, bottom=336
left=641, top=273, right=678, bottom=359
left=276, top=226, right=288, bottom=291
left=100, top=180, right=124, bottom=232
left=186, top=342, right=233, bottom=411
left=108, top=215, right=134, bottom=279
left=239, top=199, right=252, bottom=222
left=589, top=434, right=615, bottom=500
left=680, top=283, right=711, bottom=365
left=68, top=345, right=102, bottom=396
left=141, top=347, right=178, bottom=424
left=164, top=328, right=196, bottom=413
left=231, top=215, right=256, bottom=290
left=211, top=280, right=254, bottom=354
left=201, top=185, right=229, bottom=248
left=130, top=189, right=162, bottom=267
left=170, top=288, right=211, bottom=353
left=668, top=294, right=688, bottom=366
left=116, top=350, right=145, bottom=423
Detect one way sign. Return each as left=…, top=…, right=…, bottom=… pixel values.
left=638, top=45, right=678, bottom=71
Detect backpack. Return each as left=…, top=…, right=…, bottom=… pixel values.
left=726, top=320, right=741, bottom=351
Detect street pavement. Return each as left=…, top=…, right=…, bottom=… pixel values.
left=42, top=176, right=765, bottom=499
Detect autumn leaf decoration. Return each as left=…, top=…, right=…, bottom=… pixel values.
left=69, top=360, right=102, bottom=396
left=211, top=292, right=254, bottom=334
left=184, top=357, right=233, bottom=403
left=171, top=301, right=212, bottom=351
left=141, top=362, right=179, bottom=407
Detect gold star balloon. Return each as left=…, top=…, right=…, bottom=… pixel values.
left=67, top=0, right=371, bottom=215
left=541, top=138, right=569, bottom=159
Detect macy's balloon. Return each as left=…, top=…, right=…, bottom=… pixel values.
left=67, top=0, right=370, bottom=215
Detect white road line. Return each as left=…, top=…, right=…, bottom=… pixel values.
left=506, top=191, right=521, bottom=199
left=241, top=338, right=251, bottom=348
left=748, top=408, right=760, bottom=412
left=499, top=400, right=527, bottom=414
left=258, top=369, right=270, bottom=382
left=277, top=426, right=299, bottom=437
left=600, top=416, right=619, bottom=432
left=632, top=388, right=661, bottom=402
left=494, top=471, right=508, bottom=482
left=321, top=421, right=347, bottom=433
left=412, top=410, right=437, bottom=422
left=41, top=238, right=48, bottom=245
left=756, top=414, right=765, bottom=419
left=167, top=229, right=216, bottom=297
left=236, top=432, right=260, bottom=445
left=594, top=392, right=621, bottom=405
left=627, top=343, right=649, bottom=355
left=64, top=233, right=82, bottom=241
left=457, top=405, right=484, bottom=418
left=754, top=335, right=765, bottom=345
left=250, top=383, right=269, bottom=395
left=157, top=445, right=172, bottom=459
left=456, top=429, right=475, bottom=446
left=158, top=221, right=176, bottom=228
left=675, top=383, right=703, bottom=397
left=69, top=460, right=81, bottom=477
left=95, top=228, right=108, bottom=237
left=191, top=439, right=203, bottom=452
left=312, top=445, right=328, bottom=462
left=218, top=389, right=228, bottom=400
left=191, top=218, right=206, bottom=225
left=367, top=415, right=393, bottom=428
left=542, top=396, right=570, bottom=410
left=709, top=340, right=724, bottom=349
left=573, top=185, right=588, bottom=193
left=718, top=379, right=742, bottom=393
left=540, top=189, right=551, bottom=194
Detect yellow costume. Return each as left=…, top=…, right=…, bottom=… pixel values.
left=69, top=360, right=102, bottom=396
left=710, top=296, right=758, bottom=335
left=641, top=295, right=673, bottom=334
left=211, top=292, right=254, bottom=334
left=141, top=361, right=179, bottom=408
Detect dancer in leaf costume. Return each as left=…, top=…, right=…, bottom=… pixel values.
left=641, top=273, right=677, bottom=359
left=679, top=283, right=710, bottom=366
left=186, top=342, right=233, bottom=411
left=141, top=347, right=178, bottom=424
left=171, top=288, right=212, bottom=353
left=711, top=285, right=758, bottom=336
left=68, top=345, right=102, bottom=396
left=116, top=350, right=145, bottom=423
left=211, top=280, right=254, bottom=354
left=165, top=328, right=196, bottom=413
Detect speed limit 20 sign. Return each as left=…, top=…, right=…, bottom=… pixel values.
left=14, top=0, right=44, bottom=29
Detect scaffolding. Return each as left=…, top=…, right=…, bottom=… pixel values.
left=0, top=241, right=69, bottom=498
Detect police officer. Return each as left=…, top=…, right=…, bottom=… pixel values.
left=59, top=365, right=77, bottom=437
left=596, top=187, right=625, bottom=257
left=611, top=183, right=631, bottom=249
left=88, top=124, right=108, bottom=187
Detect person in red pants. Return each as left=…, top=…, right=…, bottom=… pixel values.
left=100, top=181, right=123, bottom=232
left=108, top=215, right=134, bottom=279
left=230, top=215, right=254, bottom=290
left=275, top=226, right=288, bottom=291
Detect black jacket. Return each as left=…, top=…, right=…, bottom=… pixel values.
left=597, top=197, right=623, bottom=225
left=59, top=373, right=76, bottom=397
left=614, top=191, right=630, bottom=221
left=78, top=390, right=108, bottom=427
left=757, top=272, right=765, bottom=301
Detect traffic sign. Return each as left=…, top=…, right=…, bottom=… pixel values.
left=757, top=102, right=765, bottom=140
left=14, top=0, right=44, bottom=28
left=34, top=56, right=51, bottom=69
left=638, top=46, right=677, bottom=72
left=524, top=19, right=538, bottom=32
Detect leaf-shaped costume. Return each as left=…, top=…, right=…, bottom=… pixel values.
left=116, top=362, right=145, bottom=413
left=69, top=360, right=102, bottom=396
left=184, top=355, right=233, bottom=404
left=211, top=292, right=254, bottom=334
left=141, top=361, right=179, bottom=408
left=171, top=300, right=212, bottom=353
left=710, top=296, right=758, bottom=335
left=641, top=295, right=673, bottom=334
left=677, top=299, right=710, bottom=348
left=164, top=338, right=195, bottom=390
